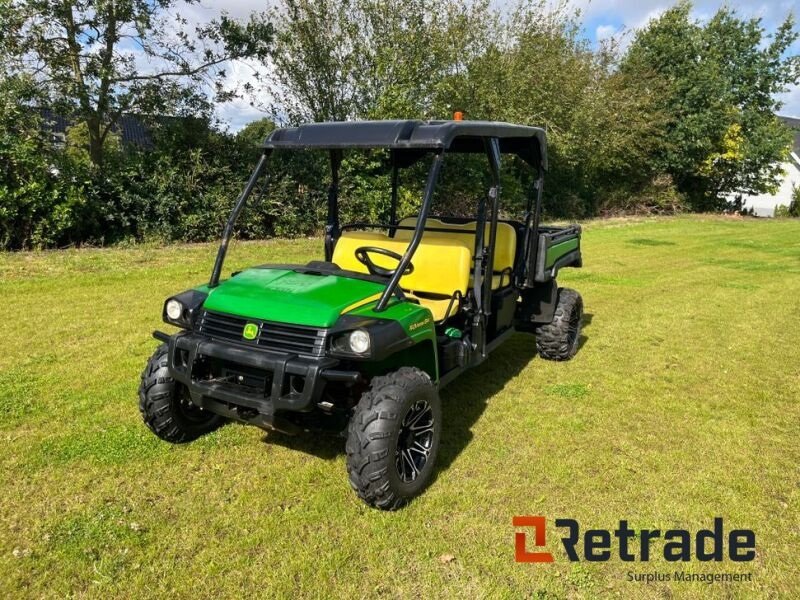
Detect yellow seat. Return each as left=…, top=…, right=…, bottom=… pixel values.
left=332, top=230, right=471, bottom=321
left=404, top=294, right=456, bottom=322
left=396, top=217, right=517, bottom=289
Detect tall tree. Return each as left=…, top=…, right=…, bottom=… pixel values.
left=0, top=0, right=273, bottom=168
left=622, top=2, right=800, bottom=209
left=0, top=73, right=56, bottom=248
left=438, top=0, right=669, bottom=215
left=267, top=0, right=365, bottom=122
left=266, top=0, right=489, bottom=123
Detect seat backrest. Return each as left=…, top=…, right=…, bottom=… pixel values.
left=396, top=216, right=517, bottom=273
left=332, top=230, right=471, bottom=296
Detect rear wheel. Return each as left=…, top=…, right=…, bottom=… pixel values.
left=535, top=288, right=583, bottom=361
left=346, top=367, right=441, bottom=510
left=138, top=344, right=225, bottom=443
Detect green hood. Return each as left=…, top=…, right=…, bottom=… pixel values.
left=202, top=268, right=386, bottom=328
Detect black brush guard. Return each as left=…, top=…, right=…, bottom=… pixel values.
left=163, top=331, right=361, bottom=430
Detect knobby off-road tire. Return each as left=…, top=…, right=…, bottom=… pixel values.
left=346, top=367, right=442, bottom=510
left=535, top=288, right=583, bottom=361
left=138, top=344, right=225, bottom=443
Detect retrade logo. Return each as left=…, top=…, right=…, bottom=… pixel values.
left=513, top=516, right=554, bottom=562
left=513, top=517, right=755, bottom=563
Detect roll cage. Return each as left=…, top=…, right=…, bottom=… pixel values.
left=209, top=119, right=548, bottom=320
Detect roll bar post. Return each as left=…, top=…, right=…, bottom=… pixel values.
left=324, top=150, right=343, bottom=261
left=388, top=150, right=399, bottom=235
left=520, top=168, right=544, bottom=287
left=374, top=152, right=445, bottom=312
left=482, top=138, right=502, bottom=319
left=209, top=151, right=270, bottom=288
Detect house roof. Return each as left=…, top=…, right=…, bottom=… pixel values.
left=263, top=119, right=548, bottom=169
left=38, top=109, right=153, bottom=147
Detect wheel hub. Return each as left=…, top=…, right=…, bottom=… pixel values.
left=176, top=387, right=209, bottom=423
left=395, top=399, right=435, bottom=483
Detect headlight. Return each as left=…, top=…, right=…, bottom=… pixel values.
left=161, top=289, right=207, bottom=329
left=347, top=330, right=371, bottom=354
left=165, top=299, right=183, bottom=321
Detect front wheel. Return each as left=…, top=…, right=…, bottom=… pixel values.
left=138, top=344, right=225, bottom=443
left=346, top=367, right=441, bottom=510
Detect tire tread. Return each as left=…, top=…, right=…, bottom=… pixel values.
left=346, top=367, right=439, bottom=510
left=138, top=344, right=223, bottom=443
left=534, top=288, right=583, bottom=361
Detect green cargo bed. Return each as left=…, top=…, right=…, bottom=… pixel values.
left=533, top=225, right=582, bottom=282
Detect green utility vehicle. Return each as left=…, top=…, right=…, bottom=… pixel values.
left=140, top=120, right=583, bottom=510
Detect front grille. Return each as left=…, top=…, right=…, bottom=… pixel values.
left=196, top=310, right=326, bottom=357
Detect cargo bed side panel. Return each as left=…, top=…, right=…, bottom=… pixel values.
left=529, top=225, right=582, bottom=284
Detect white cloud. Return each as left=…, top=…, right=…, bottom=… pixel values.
left=777, top=86, right=800, bottom=118
left=634, top=7, right=669, bottom=30
left=595, top=24, right=617, bottom=40
left=574, top=0, right=799, bottom=30
left=215, top=58, right=275, bottom=131
left=156, top=2, right=277, bottom=131
left=216, top=96, right=268, bottom=132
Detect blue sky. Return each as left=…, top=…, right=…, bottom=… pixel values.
left=195, top=0, right=800, bottom=130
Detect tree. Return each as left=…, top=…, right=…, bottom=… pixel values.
left=0, top=74, right=57, bottom=248
left=0, top=0, right=273, bottom=168
left=236, top=117, right=276, bottom=150
left=356, top=0, right=493, bottom=119
left=267, top=0, right=366, bottom=122
left=622, top=2, right=800, bottom=210
left=437, top=0, right=669, bottom=216
left=266, top=0, right=490, bottom=123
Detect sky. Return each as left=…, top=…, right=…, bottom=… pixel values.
left=184, top=0, right=800, bottom=131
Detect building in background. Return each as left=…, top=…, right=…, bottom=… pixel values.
left=733, top=115, right=800, bottom=217
left=39, top=109, right=154, bottom=150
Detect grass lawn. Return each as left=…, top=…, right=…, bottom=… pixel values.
left=0, top=215, right=798, bottom=598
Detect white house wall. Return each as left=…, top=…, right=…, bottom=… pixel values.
left=737, top=156, right=800, bottom=217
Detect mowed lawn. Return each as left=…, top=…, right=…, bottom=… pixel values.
left=0, top=215, right=798, bottom=599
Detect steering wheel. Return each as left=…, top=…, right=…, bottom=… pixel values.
left=355, top=246, right=415, bottom=278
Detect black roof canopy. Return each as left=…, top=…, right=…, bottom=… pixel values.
left=263, top=119, right=548, bottom=170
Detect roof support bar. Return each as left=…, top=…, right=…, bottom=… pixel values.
left=374, top=152, right=445, bottom=312
left=482, top=138, right=502, bottom=321
left=209, top=151, right=270, bottom=287
left=469, top=138, right=502, bottom=360
left=324, top=150, right=342, bottom=261
left=388, top=151, right=399, bottom=235
left=471, top=192, right=486, bottom=312
left=522, top=171, right=544, bottom=287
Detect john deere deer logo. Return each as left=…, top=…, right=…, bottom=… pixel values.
left=242, top=323, right=259, bottom=340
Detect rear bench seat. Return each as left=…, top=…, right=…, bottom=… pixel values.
left=396, top=217, right=517, bottom=289
left=332, top=230, right=471, bottom=322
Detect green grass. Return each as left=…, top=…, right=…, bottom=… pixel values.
left=0, top=215, right=798, bottom=598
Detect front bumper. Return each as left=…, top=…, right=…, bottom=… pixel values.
left=162, top=331, right=360, bottom=429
